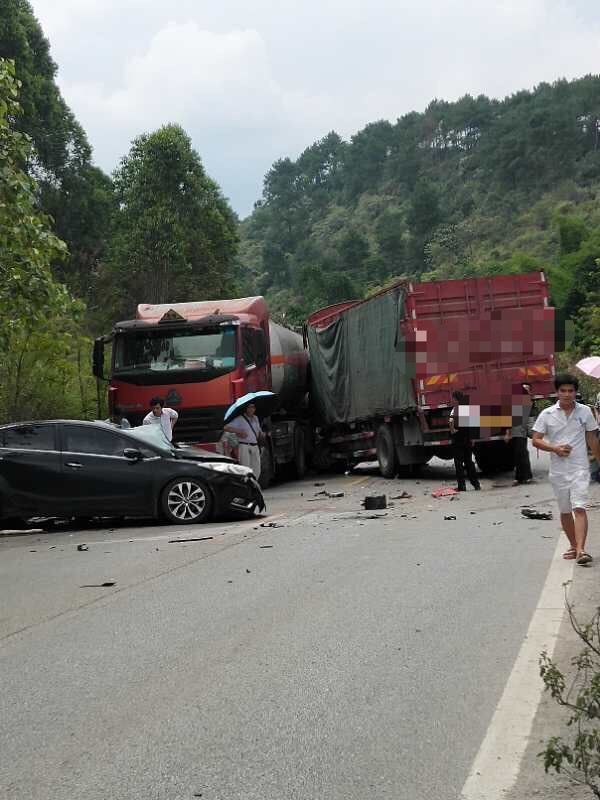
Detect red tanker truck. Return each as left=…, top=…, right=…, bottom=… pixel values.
left=307, top=270, right=556, bottom=475
left=93, top=297, right=310, bottom=485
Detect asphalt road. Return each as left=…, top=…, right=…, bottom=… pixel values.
left=0, top=450, right=583, bottom=800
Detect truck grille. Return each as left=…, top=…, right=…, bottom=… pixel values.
left=174, top=407, right=228, bottom=443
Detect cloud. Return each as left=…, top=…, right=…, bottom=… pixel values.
left=68, top=23, right=283, bottom=131
left=29, top=0, right=600, bottom=215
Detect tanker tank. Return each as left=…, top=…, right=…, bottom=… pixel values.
left=269, top=321, right=309, bottom=413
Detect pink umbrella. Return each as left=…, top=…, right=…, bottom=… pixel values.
left=576, top=357, right=600, bottom=379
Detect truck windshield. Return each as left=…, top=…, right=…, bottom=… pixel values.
left=113, top=327, right=237, bottom=379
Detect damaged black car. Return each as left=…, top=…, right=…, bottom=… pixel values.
left=0, top=420, right=265, bottom=525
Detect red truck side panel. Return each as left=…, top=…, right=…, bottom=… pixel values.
left=403, top=271, right=555, bottom=408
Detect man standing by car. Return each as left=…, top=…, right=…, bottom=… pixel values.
left=532, top=373, right=600, bottom=565
left=223, top=402, right=263, bottom=479
left=143, top=397, right=178, bottom=442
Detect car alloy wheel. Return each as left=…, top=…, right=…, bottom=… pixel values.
left=162, top=478, right=212, bottom=523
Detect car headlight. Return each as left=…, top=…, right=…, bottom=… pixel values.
left=202, top=462, right=254, bottom=477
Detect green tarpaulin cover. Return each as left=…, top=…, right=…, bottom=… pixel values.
left=308, top=286, right=416, bottom=426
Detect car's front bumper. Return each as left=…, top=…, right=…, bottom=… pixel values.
left=212, top=474, right=265, bottom=516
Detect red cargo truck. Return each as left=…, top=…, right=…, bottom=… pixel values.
left=307, top=271, right=555, bottom=476
left=93, top=297, right=310, bottom=485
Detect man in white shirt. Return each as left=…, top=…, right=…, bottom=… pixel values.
left=223, top=402, right=263, bottom=479
left=532, top=373, right=600, bottom=565
left=143, top=396, right=179, bottom=442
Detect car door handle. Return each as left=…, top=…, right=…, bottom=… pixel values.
left=65, top=462, right=83, bottom=469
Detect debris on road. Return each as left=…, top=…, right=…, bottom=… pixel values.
left=80, top=581, right=116, bottom=588
left=444, top=515, right=457, bottom=521
left=259, top=545, right=274, bottom=549
left=362, top=495, right=387, bottom=510
left=391, top=491, right=412, bottom=500
left=76, top=543, right=89, bottom=551
left=259, top=521, right=284, bottom=528
left=168, top=536, right=214, bottom=543
left=521, top=508, right=553, bottom=520
left=246, top=568, right=251, bottom=573
left=431, top=487, right=459, bottom=498
left=315, top=490, right=345, bottom=499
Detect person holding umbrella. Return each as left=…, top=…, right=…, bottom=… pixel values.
left=223, top=402, right=263, bottom=478
left=223, top=392, right=276, bottom=479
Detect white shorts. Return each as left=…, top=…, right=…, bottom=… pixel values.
left=550, top=470, right=590, bottom=514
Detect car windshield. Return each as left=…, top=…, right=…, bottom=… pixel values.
left=124, top=424, right=175, bottom=454
left=113, top=327, right=236, bottom=375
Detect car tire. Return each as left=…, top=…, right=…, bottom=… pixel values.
left=160, top=478, right=213, bottom=524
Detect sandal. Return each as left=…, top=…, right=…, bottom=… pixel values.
left=576, top=552, right=593, bottom=565
left=563, top=547, right=577, bottom=560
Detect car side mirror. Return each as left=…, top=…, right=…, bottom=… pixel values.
left=123, top=448, right=143, bottom=461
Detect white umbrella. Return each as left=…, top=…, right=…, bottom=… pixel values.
left=576, top=357, right=600, bottom=379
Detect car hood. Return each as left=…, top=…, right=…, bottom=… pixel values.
left=125, top=425, right=233, bottom=464
left=172, top=445, right=233, bottom=463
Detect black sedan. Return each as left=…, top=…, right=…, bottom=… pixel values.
left=0, top=420, right=265, bottom=525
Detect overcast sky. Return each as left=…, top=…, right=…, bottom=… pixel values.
left=30, top=0, right=600, bottom=217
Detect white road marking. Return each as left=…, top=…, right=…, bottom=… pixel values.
left=460, top=536, right=574, bottom=799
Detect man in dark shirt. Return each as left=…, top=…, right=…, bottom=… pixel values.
left=449, top=391, right=481, bottom=492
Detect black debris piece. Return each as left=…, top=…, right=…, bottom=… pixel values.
left=362, top=495, right=387, bottom=510
left=169, top=536, right=214, bottom=543
left=259, top=545, right=274, bottom=549
left=77, top=544, right=89, bottom=551
left=521, top=508, right=553, bottom=521
left=259, top=521, right=284, bottom=528
left=391, top=491, right=412, bottom=500
left=444, top=515, right=457, bottom=521
left=80, top=580, right=116, bottom=588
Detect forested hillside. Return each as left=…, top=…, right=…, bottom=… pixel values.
left=240, top=77, right=600, bottom=348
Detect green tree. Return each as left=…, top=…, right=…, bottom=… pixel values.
left=0, top=57, right=94, bottom=422
left=106, top=124, right=238, bottom=318
left=0, top=57, right=69, bottom=342
left=0, top=0, right=114, bottom=299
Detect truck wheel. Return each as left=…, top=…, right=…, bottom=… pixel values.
left=474, top=441, right=514, bottom=475
left=376, top=423, right=397, bottom=478
left=293, top=427, right=307, bottom=479
left=160, top=478, right=213, bottom=523
left=312, top=444, right=333, bottom=472
left=259, top=446, right=273, bottom=490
